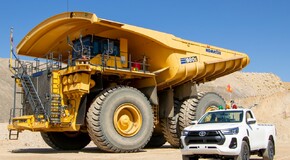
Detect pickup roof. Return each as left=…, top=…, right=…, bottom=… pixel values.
left=180, top=109, right=276, bottom=160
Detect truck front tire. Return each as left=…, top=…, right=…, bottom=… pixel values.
left=86, top=86, right=154, bottom=153
left=41, top=131, right=91, bottom=150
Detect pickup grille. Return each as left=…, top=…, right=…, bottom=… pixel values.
left=184, top=130, right=225, bottom=145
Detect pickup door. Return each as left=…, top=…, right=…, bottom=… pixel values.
left=245, top=111, right=266, bottom=150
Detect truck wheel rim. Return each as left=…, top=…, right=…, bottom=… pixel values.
left=205, top=106, right=218, bottom=112
left=113, top=103, right=142, bottom=137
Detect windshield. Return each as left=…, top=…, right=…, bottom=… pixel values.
left=199, top=111, right=243, bottom=124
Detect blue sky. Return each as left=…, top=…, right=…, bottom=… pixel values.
left=1, top=1, right=289, bottom=81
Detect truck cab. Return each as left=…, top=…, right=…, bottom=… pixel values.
left=180, top=108, right=276, bottom=160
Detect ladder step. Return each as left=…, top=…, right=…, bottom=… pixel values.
left=9, top=130, right=19, bottom=140
left=21, top=74, right=47, bottom=121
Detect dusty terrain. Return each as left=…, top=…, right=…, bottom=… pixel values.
left=0, top=58, right=290, bottom=159
left=0, top=123, right=289, bottom=160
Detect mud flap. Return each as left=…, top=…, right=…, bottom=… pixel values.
left=159, top=89, right=174, bottom=118
left=76, top=96, right=87, bottom=125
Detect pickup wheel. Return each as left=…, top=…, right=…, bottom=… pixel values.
left=263, top=140, right=275, bottom=160
left=235, top=141, right=250, bottom=160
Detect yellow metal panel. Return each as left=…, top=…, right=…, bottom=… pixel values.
left=63, top=85, right=68, bottom=92
left=120, top=38, right=128, bottom=68
left=52, top=71, right=60, bottom=94
left=8, top=115, right=80, bottom=132
left=90, top=54, right=122, bottom=68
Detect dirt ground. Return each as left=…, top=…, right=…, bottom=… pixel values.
left=0, top=123, right=289, bottom=160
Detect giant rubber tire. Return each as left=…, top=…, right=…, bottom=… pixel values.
left=179, top=98, right=199, bottom=130
left=86, top=86, right=154, bottom=153
left=263, top=140, right=275, bottom=160
left=40, top=131, right=91, bottom=150
left=179, top=92, right=225, bottom=133
left=161, top=100, right=181, bottom=148
left=182, top=155, right=199, bottom=160
left=144, top=133, right=166, bottom=148
left=195, top=92, right=226, bottom=119
left=235, top=141, right=250, bottom=160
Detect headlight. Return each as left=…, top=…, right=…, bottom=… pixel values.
left=221, top=127, right=239, bottom=135
left=181, top=130, right=189, bottom=136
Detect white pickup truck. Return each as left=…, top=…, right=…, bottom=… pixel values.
left=180, top=108, right=276, bottom=160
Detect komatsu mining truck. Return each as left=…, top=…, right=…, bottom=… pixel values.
left=8, top=12, right=249, bottom=153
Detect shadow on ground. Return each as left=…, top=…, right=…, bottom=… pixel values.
left=10, top=145, right=263, bottom=160
left=10, top=146, right=168, bottom=154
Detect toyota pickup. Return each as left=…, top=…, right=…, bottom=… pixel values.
left=180, top=108, right=276, bottom=160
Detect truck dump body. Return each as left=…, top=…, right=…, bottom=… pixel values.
left=17, top=12, right=249, bottom=90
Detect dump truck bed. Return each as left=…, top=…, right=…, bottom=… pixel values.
left=17, top=12, right=249, bottom=89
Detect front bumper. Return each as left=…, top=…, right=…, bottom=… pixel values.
left=180, top=135, right=241, bottom=156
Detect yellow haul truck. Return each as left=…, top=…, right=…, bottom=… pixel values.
left=8, top=12, right=249, bottom=152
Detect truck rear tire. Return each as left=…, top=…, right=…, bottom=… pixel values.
left=182, top=155, right=199, bottom=160
left=179, top=98, right=198, bottom=130
left=162, top=92, right=225, bottom=148
left=235, top=141, right=250, bottom=160
left=40, top=131, right=91, bottom=150
left=195, top=92, right=225, bottom=119
left=86, top=86, right=154, bottom=153
left=263, top=140, right=275, bottom=160
left=179, top=92, right=225, bottom=132
left=145, top=133, right=166, bottom=148
left=161, top=100, right=181, bottom=148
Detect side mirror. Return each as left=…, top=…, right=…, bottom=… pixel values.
left=247, top=118, right=256, bottom=124
left=190, top=120, right=198, bottom=125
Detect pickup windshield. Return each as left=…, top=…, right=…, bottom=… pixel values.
left=199, top=111, right=243, bottom=124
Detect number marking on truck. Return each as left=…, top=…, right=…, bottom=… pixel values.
left=180, top=56, right=198, bottom=64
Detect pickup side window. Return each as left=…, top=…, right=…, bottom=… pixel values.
left=246, top=111, right=253, bottom=119
left=246, top=111, right=254, bottom=123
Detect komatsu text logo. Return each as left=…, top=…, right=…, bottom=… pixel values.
left=206, top=48, right=221, bottom=55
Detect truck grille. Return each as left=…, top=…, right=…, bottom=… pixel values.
left=184, top=130, right=225, bottom=145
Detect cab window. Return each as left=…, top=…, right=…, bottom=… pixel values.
left=246, top=111, right=253, bottom=119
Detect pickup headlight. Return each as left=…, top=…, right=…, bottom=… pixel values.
left=221, top=127, right=239, bottom=135
left=181, top=130, right=189, bottom=136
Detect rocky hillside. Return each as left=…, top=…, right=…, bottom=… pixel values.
left=0, top=59, right=19, bottom=122
left=198, top=72, right=286, bottom=100
left=284, top=82, right=290, bottom=90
